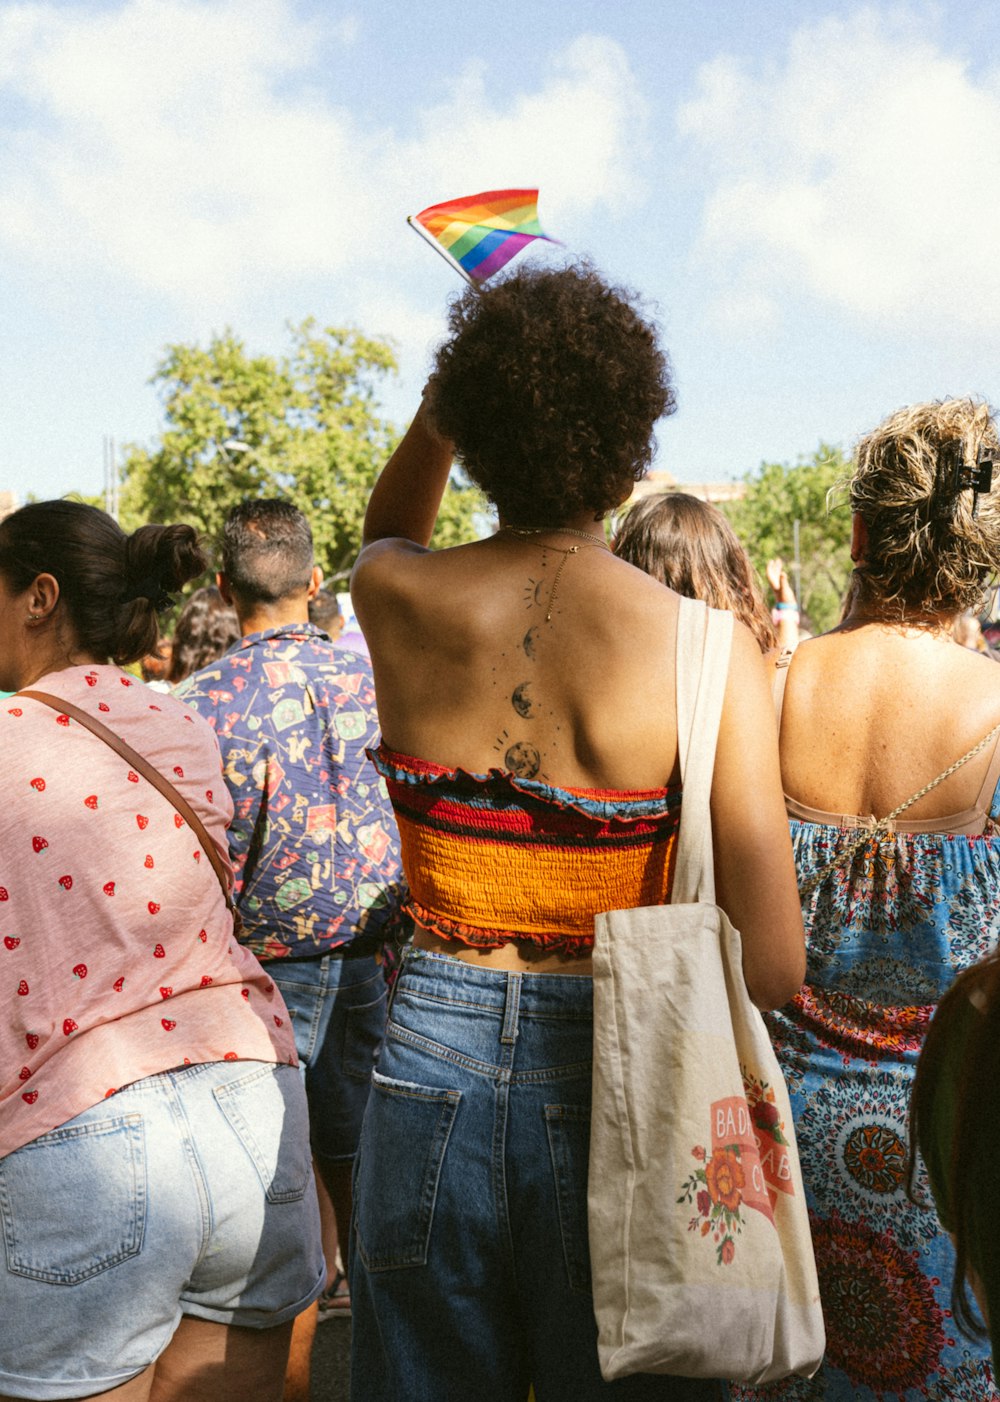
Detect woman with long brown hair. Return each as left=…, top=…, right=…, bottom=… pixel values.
left=613, top=493, right=779, bottom=654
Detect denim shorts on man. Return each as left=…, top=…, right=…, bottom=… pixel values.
left=268, top=951, right=387, bottom=1169
left=0, top=1060, right=325, bottom=1402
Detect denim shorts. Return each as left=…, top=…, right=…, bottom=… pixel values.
left=349, top=948, right=719, bottom=1402
left=268, top=951, right=387, bottom=1168
left=0, top=1060, right=326, bottom=1401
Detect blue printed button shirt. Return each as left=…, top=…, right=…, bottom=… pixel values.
left=176, top=624, right=403, bottom=961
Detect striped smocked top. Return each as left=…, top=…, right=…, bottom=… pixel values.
left=368, top=743, right=682, bottom=957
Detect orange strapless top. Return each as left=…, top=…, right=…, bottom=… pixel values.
left=369, top=744, right=681, bottom=957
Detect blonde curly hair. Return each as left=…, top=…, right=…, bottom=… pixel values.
left=850, top=398, right=1000, bottom=619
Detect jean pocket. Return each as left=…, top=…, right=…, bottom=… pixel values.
left=343, top=983, right=388, bottom=1081
left=0, top=1113, right=146, bottom=1284
left=354, top=1070, right=460, bottom=1271
left=545, top=1103, right=592, bottom=1295
left=213, top=1063, right=312, bottom=1204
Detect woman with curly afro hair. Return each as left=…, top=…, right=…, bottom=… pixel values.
left=348, top=264, right=804, bottom=1401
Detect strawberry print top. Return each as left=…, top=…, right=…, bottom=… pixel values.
left=0, top=665, right=297, bottom=1158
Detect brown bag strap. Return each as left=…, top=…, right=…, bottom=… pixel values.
left=20, top=689, right=237, bottom=915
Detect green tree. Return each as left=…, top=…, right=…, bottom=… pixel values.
left=722, top=445, right=855, bottom=635
left=119, top=321, right=484, bottom=583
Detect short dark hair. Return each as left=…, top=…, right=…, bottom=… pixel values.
left=222, top=499, right=314, bottom=605
left=426, top=263, right=674, bottom=525
left=0, top=499, right=205, bottom=666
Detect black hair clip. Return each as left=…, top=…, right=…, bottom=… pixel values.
left=124, top=576, right=175, bottom=613
left=936, top=442, right=995, bottom=519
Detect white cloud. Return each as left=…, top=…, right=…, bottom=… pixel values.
left=0, top=3, right=646, bottom=308
left=394, top=35, right=648, bottom=218
left=678, top=9, right=1000, bottom=336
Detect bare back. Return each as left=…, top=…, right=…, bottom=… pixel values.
left=354, top=535, right=684, bottom=791
left=780, top=625, right=1000, bottom=825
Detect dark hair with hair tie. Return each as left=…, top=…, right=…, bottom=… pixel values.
left=124, top=575, right=175, bottom=613
left=0, top=500, right=207, bottom=666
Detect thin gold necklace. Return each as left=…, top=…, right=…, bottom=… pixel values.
left=500, top=525, right=610, bottom=622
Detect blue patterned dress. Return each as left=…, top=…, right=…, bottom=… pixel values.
left=732, top=746, right=1000, bottom=1402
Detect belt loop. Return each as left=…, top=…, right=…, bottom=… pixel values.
left=501, top=974, right=522, bottom=1045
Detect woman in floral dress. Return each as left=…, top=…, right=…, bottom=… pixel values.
left=735, top=399, right=1000, bottom=1402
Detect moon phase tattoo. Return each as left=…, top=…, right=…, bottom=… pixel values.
left=505, top=741, right=541, bottom=779
left=523, top=625, right=539, bottom=659
left=511, top=682, right=536, bottom=718
left=524, top=576, right=548, bottom=610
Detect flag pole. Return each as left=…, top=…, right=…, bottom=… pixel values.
left=407, top=216, right=478, bottom=288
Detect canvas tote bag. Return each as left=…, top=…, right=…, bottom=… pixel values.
left=589, top=596, right=824, bottom=1383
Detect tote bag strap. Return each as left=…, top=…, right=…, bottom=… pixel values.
left=670, top=597, right=734, bottom=907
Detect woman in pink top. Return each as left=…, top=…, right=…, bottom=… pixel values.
left=0, top=502, right=324, bottom=1402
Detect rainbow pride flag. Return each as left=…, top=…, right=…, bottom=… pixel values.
left=408, top=189, right=558, bottom=284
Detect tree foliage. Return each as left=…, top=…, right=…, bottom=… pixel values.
left=722, top=445, right=855, bottom=636
left=119, top=321, right=484, bottom=583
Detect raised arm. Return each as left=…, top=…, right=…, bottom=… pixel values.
left=361, top=399, right=454, bottom=548
left=710, top=622, right=806, bottom=1009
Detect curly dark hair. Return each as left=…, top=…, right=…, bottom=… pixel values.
left=426, top=264, right=675, bottom=524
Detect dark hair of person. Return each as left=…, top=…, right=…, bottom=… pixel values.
left=308, top=588, right=342, bottom=634
left=221, top=499, right=314, bottom=605
left=0, top=500, right=206, bottom=667
left=166, top=586, right=241, bottom=683
left=426, top=264, right=675, bottom=525
left=909, top=952, right=1000, bottom=1341
left=850, top=398, right=1000, bottom=620
left=614, top=493, right=777, bottom=653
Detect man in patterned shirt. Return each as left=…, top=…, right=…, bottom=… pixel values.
left=177, top=500, right=403, bottom=1393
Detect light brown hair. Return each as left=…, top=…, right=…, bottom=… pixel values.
left=850, top=398, right=1000, bottom=619
left=613, top=493, right=776, bottom=653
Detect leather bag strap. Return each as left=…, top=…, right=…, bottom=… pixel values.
left=670, top=597, right=733, bottom=907
left=19, top=689, right=236, bottom=915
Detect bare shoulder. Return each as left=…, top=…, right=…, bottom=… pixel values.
left=351, top=537, right=430, bottom=596
left=351, top=538, right=464, bottom=634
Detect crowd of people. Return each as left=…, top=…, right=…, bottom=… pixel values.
left=1, top=262, right=999, bottom=1402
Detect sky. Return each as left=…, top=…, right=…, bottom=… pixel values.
left=3, top=0, right=1000, bottom=504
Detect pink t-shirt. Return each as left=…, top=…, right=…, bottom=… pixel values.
left=1, top=665, right=297, bottom=1157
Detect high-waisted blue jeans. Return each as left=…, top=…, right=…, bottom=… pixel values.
left=349, top=948, right=719, bottom=1402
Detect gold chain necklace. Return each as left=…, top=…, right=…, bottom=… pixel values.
left=500, top=525, right=610, bottom=622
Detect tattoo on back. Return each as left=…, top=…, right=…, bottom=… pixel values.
left=524, top=577, right=547, bottom=609
left=504, top=741, right=541, bottom=779
left=511, top=682, right=536, bottom=718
